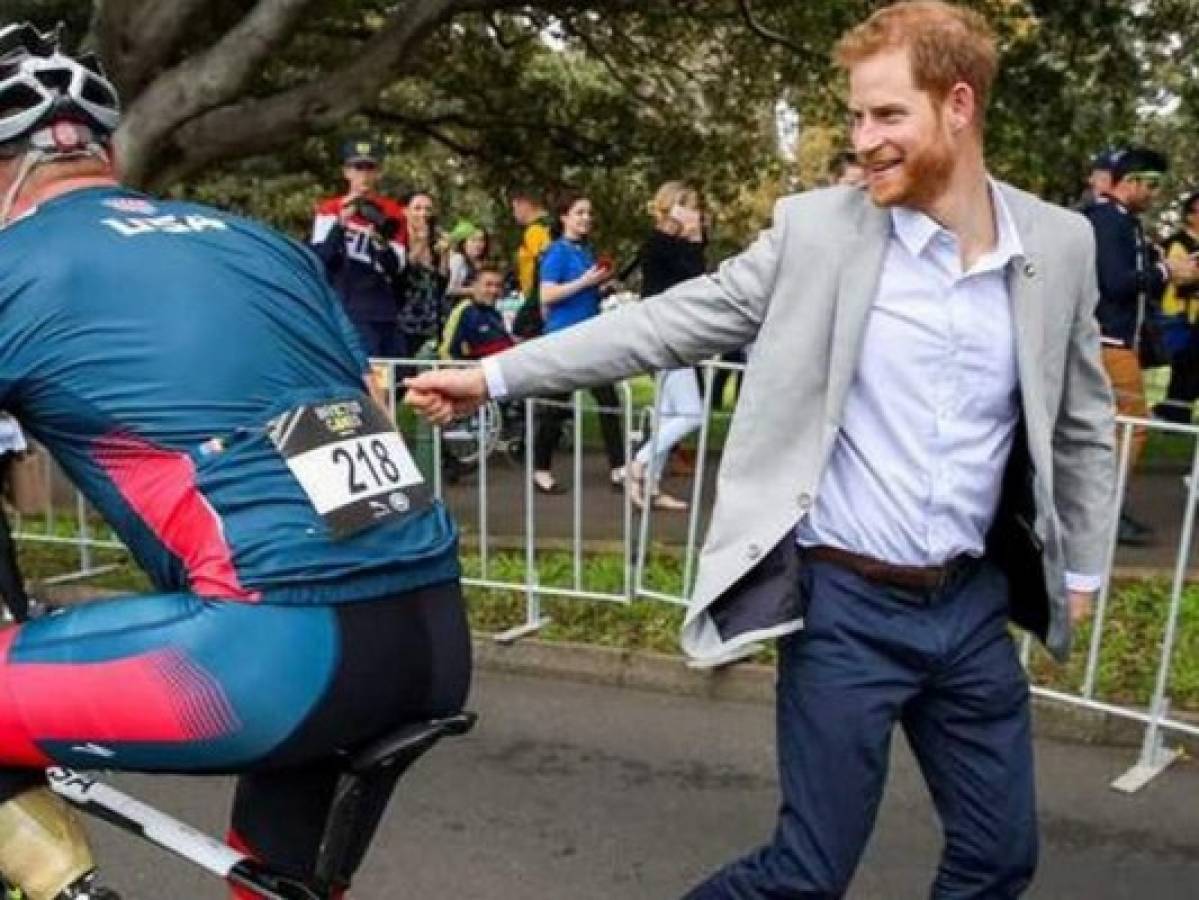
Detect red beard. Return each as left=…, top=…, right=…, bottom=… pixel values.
left=863, top=125, right=955, bottom=210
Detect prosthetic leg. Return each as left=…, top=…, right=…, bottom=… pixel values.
left=0, top=786, right=98, bottom=900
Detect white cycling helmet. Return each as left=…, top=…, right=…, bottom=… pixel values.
left=0, top=22, right=120, bottom=152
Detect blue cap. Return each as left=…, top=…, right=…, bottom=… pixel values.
left=341, top=138, right=381, bottom=164
left=1090, top=147, right=1124, bottom=171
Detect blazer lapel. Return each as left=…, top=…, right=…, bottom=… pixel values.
left=826, top=200, right=891, bottom=428
left=1003, top=188, right=1047, bottom=425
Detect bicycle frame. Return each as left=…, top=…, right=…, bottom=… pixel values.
left=43, top=767, right=320, bottom=900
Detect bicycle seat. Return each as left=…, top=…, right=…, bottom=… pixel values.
left=347, top=711, right=477, bottom=775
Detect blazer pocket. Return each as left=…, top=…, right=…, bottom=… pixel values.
left=707, top=534, right=806, bottom=643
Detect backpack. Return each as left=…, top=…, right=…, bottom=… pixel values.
left=512, top=285, right=544, bottom=340
left=511, top=218, right=552, bottom=339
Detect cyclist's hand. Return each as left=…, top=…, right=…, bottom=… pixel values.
left=404, top=369, right=489, bottom=425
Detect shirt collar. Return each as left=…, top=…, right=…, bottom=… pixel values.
left=890, top=178, right=1024, bottom=271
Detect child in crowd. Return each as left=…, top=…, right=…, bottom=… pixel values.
left=444, top=221, right=490, bottom=302
left=439, top=264, right=515, bottom=361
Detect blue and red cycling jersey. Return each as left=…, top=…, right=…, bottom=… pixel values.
left=0, top=186, right=458, bottom=605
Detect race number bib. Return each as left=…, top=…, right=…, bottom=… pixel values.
left=268, top=399, right=429, bottom=539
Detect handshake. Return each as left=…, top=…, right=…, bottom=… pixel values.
left=403, top=367, right=490, bottom=426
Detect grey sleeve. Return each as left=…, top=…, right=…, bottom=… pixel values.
left=1052, top=223, right=1118, bottom=576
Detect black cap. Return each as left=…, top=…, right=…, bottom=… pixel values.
left=1090, top=147, right=1123, bottom=171
left=1111, top=147, right=1168, bottom=182
left=341, top=138, right=381, bottom=165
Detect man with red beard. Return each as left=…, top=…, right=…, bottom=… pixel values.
left=404, top=3, right=1115, bottom=896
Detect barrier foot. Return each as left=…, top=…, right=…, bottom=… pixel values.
left=1111, top=698, right=1182, bottom=794
left=494, top=617, right=551, bottom=645
left=1111, top=747, right=1181, bottom=794
left=687, top=642, right=763, bottom=670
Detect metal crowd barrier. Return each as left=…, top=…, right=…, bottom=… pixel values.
left=10, top=451, right=125, bottom=585
left=1037, top=413, right=1199, bottom=793
left=7, top=355, right=1197, bottom=793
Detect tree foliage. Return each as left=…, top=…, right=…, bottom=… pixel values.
left=6, top=1, right=1195, bottom=250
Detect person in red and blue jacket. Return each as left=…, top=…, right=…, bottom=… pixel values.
left=439, top=265, right=515, bottom=361
left=311, top=139, right=408, bottom=358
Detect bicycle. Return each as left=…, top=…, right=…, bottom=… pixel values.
left=0, top=701, right=476, bottom=900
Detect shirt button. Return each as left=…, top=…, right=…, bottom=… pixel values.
left=746, top=543, right=762, bottom=561
left=796, top=493, right=812, bottom=512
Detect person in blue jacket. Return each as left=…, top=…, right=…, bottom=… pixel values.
left=440, top=264, right=515, bottom=361
left=1083, top=147, right=1199, bottom=546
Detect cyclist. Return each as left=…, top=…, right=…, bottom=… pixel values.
left=0, top=23, right=470, bottom=900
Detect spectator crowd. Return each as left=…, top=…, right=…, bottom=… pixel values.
left=309, top=136, right=1199, bottom=532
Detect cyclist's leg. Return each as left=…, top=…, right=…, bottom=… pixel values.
left=0, top=592, right=343, bottom=898
left=228, top=579, right=471, bottom=895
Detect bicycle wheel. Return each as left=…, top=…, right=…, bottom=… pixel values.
left=440, top=400, right=501, bottom=469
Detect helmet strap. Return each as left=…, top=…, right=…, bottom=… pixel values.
left=0, top=147, right=46, bottom=228
left=0, top=124, right=111, bottom=228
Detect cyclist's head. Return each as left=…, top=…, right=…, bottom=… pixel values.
left=0, top=22, right=120, bottom=223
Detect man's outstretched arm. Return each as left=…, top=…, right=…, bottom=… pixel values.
left=405, top=198, right=791, bottom=424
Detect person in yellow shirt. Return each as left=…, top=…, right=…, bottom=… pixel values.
left=1155, top=191, right=1199, bottom=423
left=509, top=187, right=552, bottom=321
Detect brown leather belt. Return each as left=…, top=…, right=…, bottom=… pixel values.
left=801, top=545, right=977, bottom=595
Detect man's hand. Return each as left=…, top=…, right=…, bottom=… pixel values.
left=1068, top=589, right=1096, bottom=627
left=403, top=368, right=489, bottom=425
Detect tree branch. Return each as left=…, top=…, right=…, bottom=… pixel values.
left=139, top=0, right=461, bottom=187
left=119, top=0, right=212, bottom=97
left=118, top=0, right=322, bottom=184
left=84, top=0, right=145, bottom=88
left=737, top=0, right=808, bottom=56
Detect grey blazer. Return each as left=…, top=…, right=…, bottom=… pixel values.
left=495, top=184, right=1116, bottom=663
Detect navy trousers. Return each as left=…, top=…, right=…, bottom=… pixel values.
left=685, top=557, right=1037, bottom=899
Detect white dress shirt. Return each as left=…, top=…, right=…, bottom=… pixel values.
left=797, top=184, right=1099, bottom=591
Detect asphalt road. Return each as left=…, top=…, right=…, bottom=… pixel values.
left=84, top=670, right=1199, bottom=899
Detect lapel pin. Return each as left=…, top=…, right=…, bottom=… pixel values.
left=1023, top=260, right=1037, bottom=278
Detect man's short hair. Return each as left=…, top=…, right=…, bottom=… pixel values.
left=508, top=186, right=544, bottom=207
left=834, top=1, right=998, bottom=130
left=1111, top=147, right=1169, bottom=183
left=474, top=262, right=505, bottom=281
left=1182, top=191, right=1199, bottom=220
